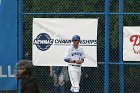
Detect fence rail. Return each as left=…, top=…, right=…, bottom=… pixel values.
left=1, top=0, right=140, bottom=93
left=22, top=0, right=140, bottom=93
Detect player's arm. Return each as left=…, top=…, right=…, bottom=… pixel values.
left=64, top=58, right=75, bottom=63
left=64, top=47, right=75, bottom=63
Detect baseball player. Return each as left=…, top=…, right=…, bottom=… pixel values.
left=64, top=35, right=85, bottom=93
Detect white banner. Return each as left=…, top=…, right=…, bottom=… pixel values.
left=32, top=18, right=98, bottom=67
left=123, top=26, right=140, bottom=61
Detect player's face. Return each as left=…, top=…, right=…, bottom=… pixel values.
left=72, top=40, right=80, bottom=46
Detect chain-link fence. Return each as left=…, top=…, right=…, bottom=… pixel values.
left=22, top=1, right=105, bottom=93
left=2, top=0, right=140, bottom=93
left=22, top=0, right=140, bottom=93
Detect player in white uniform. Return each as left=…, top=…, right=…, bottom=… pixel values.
left=64, top=35, right=85, bottom=93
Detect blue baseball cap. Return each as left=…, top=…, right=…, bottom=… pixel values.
left=72, top=35, right=80, bottom=41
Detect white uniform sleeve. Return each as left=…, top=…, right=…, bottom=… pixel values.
left=64, top=47, right=71, bottom=62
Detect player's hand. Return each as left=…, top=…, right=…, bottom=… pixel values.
left=75, top=60, right=83, bottom=64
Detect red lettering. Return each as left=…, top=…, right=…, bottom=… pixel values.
left=130, top=35, right=140, bottom=46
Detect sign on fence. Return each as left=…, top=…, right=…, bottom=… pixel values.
left=32, top=18, right=98, bottom=67
left=123, top=26, right=140, bottom=61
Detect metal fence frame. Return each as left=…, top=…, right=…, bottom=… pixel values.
left=17, top=0, right=140, bottom=93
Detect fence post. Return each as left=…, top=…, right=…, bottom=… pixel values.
left=119, top=0, right=124, bottom=93
left=104, top=0, right=110, bottom=93
left=17, top=0, right=23, bottom=93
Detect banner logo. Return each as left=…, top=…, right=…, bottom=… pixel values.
left=33, top=33, right=54, bottom=51
left=130, top=35, right=140, bottom=54
left=33, top=33, right=97, bottom=51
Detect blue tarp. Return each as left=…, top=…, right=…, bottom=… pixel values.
left=0, top=0, right=17, bottom=90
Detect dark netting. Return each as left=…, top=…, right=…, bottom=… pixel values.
left=23, top=0, right=105, bottom=13
left=109, top=64, right=119, bottom=93
left=123, top=15, right=140, bottom=26
left=19, top=0, right=140, bottom=93
left=110, top=0, right=119, bottom=12
left=22, top=0, right=105, bottom=92
left=32, top=65, right=105, bottom=93
left=109, top=15, right=119, bottom=62
left=123, top=0, right=140, bottom=12
left=2, top=0, right=140, bottom=93
left=124, top=64, right=140, bottom=93
left=123, top=6, right=140, bottom=93
left=123, top=14, right=140, bottom=88
left=33, top=66, right=54, bottom=93
left=80, top=64, right=104, bottom=93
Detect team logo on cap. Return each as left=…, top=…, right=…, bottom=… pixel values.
left=33, top=33, right=54, bottom=51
